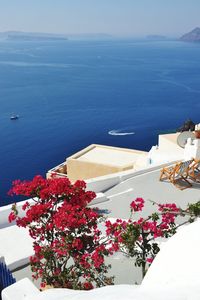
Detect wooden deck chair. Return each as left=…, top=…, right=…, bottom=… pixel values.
left=159, top=160, right=193, bottom=190
left=188, top=159, right=200, bottom=182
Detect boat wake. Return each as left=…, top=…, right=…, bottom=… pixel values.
left=108, top=128, right=135, bottom=136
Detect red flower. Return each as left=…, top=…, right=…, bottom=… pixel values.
left=72, top=238, right=83, bottom=251
left=8, top=212, right=16, bottom=223
left=130, top=198, right=144, bottom=212
left=40, top=282, right=46, bottom=289
left=146, top=257, right=153, bottom=264
left=83, top=281, right=93, bottom=290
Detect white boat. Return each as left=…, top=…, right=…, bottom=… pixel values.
left=10, top=114, right=19, bottom=120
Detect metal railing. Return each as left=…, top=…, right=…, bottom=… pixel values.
left=0, top=260, right=16, bottom=300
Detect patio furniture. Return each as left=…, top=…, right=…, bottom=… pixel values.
left=159, top=160, right=193, bottom=190
left=188, top=159, right=200, bottom=182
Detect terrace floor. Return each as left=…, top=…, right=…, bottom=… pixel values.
left=90, top=167, right=200, bottom=219
left=12, top=165, right=200, bottom=287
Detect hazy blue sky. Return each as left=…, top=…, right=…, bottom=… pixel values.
left=0, top=0, right=199, bottom=37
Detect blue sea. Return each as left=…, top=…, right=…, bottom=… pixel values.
left=1, top=39, right=200, bottom=206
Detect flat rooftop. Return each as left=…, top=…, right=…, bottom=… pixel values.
left=47, top=144, right=148, bottom=183
left=160, top=132, right=180, bottom=144
left=74, top=144, right=147, bottom=167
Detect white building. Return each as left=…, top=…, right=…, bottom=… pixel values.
left=1, top=131, right=200, bottom=299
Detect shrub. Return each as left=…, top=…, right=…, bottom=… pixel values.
left=9, top=175, right=113, bottom=289
left=105, top=198, right=200, bottom=278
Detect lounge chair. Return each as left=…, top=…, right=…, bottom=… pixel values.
left=159, top=160, right=193, bottom=190
left=188, top=159, right=200, bottom=182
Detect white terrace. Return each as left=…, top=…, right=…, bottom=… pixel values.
left=1, top=131, right=200, bottom=295
left=89, top=165, right=200, bottom=220
left=1, top=160, right=200, bottom=287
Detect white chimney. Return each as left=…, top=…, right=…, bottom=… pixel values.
left=184, top=138, right=200, bottom=160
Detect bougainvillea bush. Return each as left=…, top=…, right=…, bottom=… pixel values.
left=105, top=197, right=200, bottom=278
left=8, top=176, right=113, bottom=290
left=9, top=175, right=200, bottom=287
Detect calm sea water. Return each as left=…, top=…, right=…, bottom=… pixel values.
left=1, top=39, right=200, bottom=206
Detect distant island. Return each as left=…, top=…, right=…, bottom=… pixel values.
left=180, top=27, right=200, bottom=42
left=0, top=31, right=113, bottom=41
left=0, top=31, right=68, bottom=41
left=7, top=35, right=68, bottom=41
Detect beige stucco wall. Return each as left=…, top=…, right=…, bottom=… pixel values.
left=47, top=144, right=147, bottom=182
left=67, top=159, right=133, bottom=182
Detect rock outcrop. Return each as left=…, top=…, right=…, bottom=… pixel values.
left=180, top=27, right=200, bottom=42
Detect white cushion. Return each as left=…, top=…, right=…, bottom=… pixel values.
left=2, top=278, right=39, bottom=300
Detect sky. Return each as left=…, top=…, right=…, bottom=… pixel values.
left=0, top=0, right=200, bottom=37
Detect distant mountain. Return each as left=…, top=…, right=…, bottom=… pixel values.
left=146, top=35, right=166, bottom=41
left=180, top=27, right=200, bottom=42
left=0, top=31, right=68, bottom=41
left=0, top=31, right=113, bottom=41
left=7, top=35, right=68, bottom=41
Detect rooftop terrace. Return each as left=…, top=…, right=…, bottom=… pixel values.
left=74, top=144, right=146, bottom=166
left=47, top=144, right=147, bottom=182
